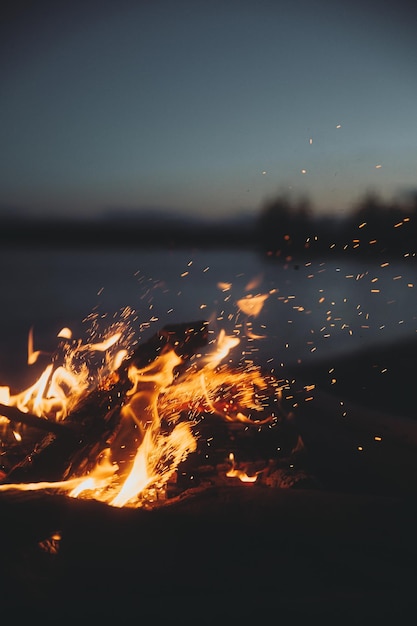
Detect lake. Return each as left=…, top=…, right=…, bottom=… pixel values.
left=1, top=245, right=416, bottom=391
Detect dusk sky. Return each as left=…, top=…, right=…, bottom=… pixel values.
left=1, top=0, right=417, bottom=221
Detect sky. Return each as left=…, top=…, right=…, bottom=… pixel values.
left=1, top=0, right=417, bottom=221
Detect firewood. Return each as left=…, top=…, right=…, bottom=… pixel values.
left=1, top=320, right=208, bottom=484
left=0, top=402, right=75, bottom=436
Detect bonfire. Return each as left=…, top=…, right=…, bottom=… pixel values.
left=0, top=293, right=306, bottom=509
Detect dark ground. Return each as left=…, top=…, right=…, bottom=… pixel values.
left=1, top=485, right=417, bottom=624
left=290, top=334, right=417, bottom=421
left=1, top=318, right=417, bottom=624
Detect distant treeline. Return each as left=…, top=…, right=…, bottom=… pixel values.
left=257, top=191, right=417, bottom=259
left=0, top=214, right=256, bottom=249
left=1, top=191, right=417, bottom=257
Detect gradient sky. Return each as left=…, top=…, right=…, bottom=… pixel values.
left=1, top=0, right=417, bottom=220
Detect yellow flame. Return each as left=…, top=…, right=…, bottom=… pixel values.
left=201, top=329, right=240, bottom=369
left=57, top=327, right=72, bottom=339
left=27, top=327, right=49, bottom=365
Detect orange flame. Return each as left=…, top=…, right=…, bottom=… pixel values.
left=0, top=313, right=282, bottom=507
left=226, top=453, right=258, bottom=483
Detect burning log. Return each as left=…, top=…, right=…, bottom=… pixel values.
left=1, top=320, right=209, bottom=484
left=0, top=402, right=72, bottom=436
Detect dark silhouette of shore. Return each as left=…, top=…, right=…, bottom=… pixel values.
left=1, top=190, right=416, bottom=258
left=0, top=213, right=255, bottom=249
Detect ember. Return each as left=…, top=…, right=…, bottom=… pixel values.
left=0, top=310, right=300, bottom=508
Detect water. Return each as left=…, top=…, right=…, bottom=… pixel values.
left=1, top=245, right=416, bottom=388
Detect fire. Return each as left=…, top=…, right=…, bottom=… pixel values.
left=226, top=452, right=258, bottom=483
left=237, top=292, right=270, bottom=339
left=237, top=293, right=269, bottom=317
left=0, top=312, right=283, bottom=508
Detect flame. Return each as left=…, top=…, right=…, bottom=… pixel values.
left=226, top=453, right=258, bottom=483
left=237, top=293, right=269, bottom=339
left=200, top=329, right=240, bottom=369
left=0, top=312, right=282, bottom=508
left=237, top=293, right=269, bottom=317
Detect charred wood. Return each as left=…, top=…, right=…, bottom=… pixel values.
left=0, top=402, right=75, bottom=436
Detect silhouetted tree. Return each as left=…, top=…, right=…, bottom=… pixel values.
left=257, top=189, right=417, bottom=259
left=346, top=191, right=417, bottom=256
left=257, top=194, right=314, bottom=257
